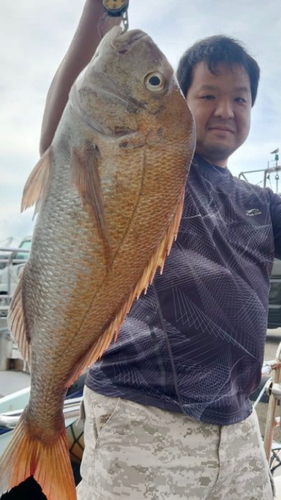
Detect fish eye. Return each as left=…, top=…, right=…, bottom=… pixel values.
left=145, top=72, right=165, bottom=92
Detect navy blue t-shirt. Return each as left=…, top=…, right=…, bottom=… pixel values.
left=86, top=154, right=281, bottom=425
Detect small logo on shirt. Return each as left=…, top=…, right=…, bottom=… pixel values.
left=245, top=208, right=262, bottom=217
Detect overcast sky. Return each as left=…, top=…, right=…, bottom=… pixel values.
left=0, top=0, right=280, bottom=245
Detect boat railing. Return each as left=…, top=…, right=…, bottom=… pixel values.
left=0, top=246, right=30, bottom=316
left=0, top=247, right=30, bottom=370
left=262, top=342, right=281, bottom=463
left=0, top=395, right=82, bottom=430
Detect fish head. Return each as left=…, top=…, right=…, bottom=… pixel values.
left=70, top=26, right=195, bottom=150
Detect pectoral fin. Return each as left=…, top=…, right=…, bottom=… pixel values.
left=71, top=142, right=111, bottom=265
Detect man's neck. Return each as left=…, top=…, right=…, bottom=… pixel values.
left=195, top=153, right=228, bottom=169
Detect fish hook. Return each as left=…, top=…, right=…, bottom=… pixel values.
left=99, top=0, right=129, bottom=37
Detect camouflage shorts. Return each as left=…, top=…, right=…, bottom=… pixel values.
left=77, top=387, right=275, bottom=500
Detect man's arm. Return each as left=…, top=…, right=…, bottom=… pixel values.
left=40, top=0, right=121, bottom=155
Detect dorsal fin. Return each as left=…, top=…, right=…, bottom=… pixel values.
left=70, top=142, right=112, bottom=266
left=21, top=147, right=52, bottom=215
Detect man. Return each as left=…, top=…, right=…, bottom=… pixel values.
left=40, top=1, right=280, bottom=499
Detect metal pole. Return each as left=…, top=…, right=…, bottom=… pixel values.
left=264, top=343, right=281, bottom=461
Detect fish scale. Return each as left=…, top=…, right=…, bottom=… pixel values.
left=0, top=26, right=194, bottom=500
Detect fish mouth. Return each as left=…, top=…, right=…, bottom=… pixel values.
left=110, top=27, right=148, bottom=53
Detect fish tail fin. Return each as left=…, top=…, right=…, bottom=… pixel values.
left=0, top=413, right=77, bottom=500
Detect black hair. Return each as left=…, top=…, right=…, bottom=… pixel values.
left=176, top=35, right=260, bottom=106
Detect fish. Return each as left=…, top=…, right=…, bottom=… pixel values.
left=0, top=26, right=195, bottom=500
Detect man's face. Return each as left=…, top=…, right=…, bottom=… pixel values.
left=186, top=62, right=252, bottom=167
